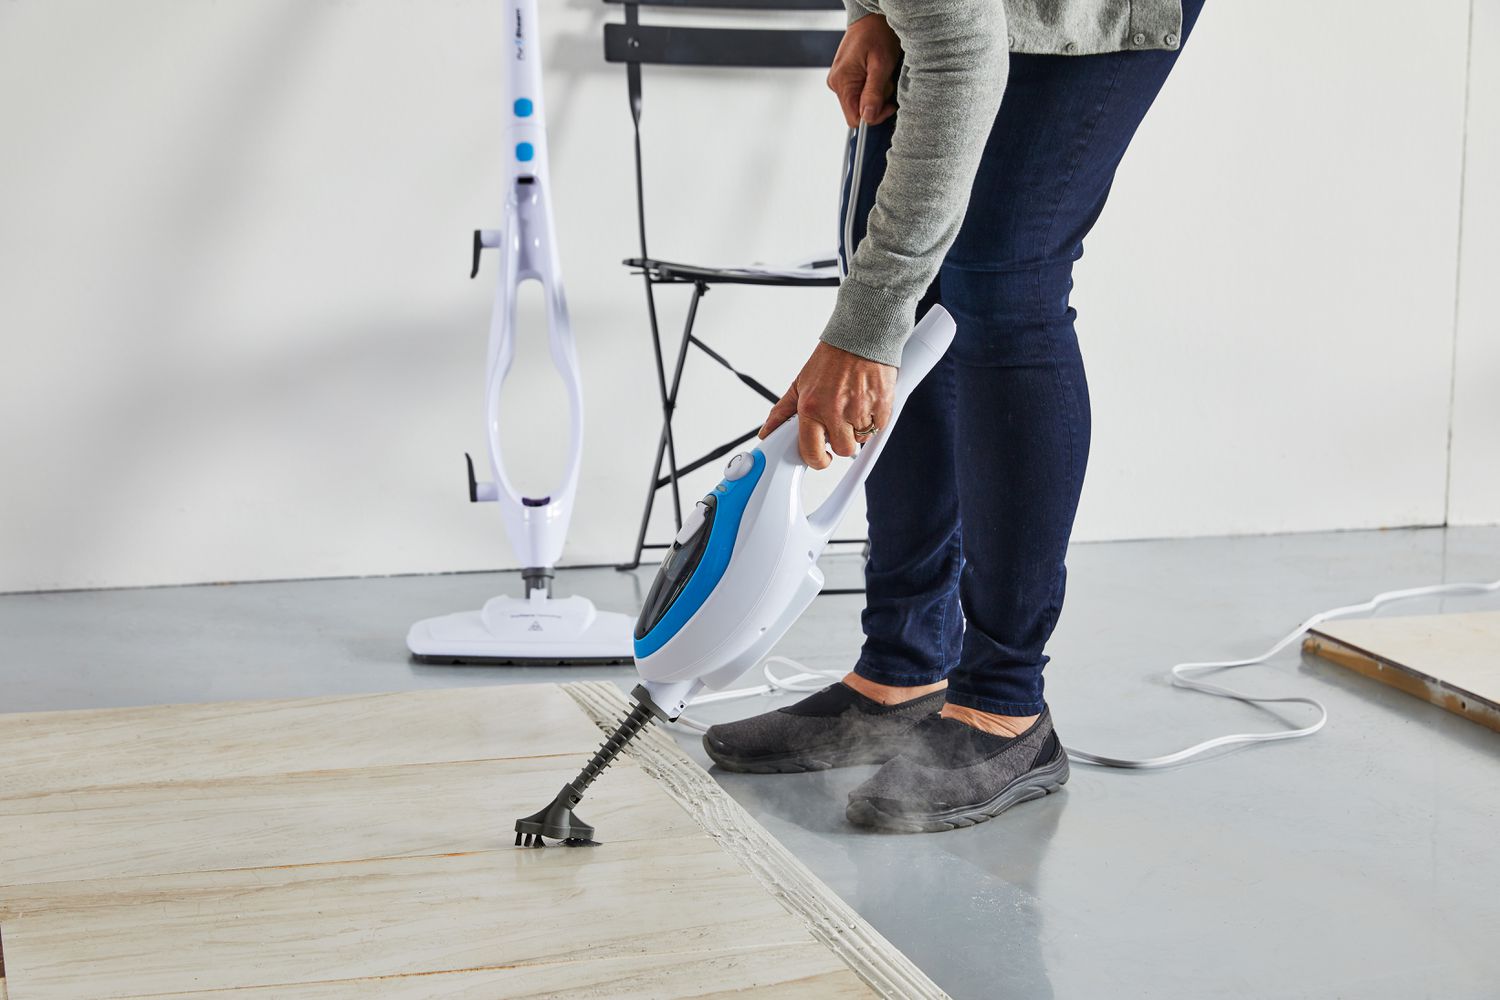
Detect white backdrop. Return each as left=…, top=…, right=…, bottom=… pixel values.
left=0, top=0, right=1493, bottom=593
left=1450, top=0, right=1500, bottom=526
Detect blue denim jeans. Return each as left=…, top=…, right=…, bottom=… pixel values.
left=848, top=1, right=1205, bottom=716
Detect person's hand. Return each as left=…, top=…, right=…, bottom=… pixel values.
left=760, top=342, right=896, bottom=469
left=827, top=14, right=901, bottom=127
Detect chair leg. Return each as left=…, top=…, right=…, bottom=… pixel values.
left=660, top=282, right=707, bottom=525
left=687, top=334, right=781, bottom=406
left=641, top=278, right=679, bottom=525
left=619, top=281, right=706, bottom=570
left=617, top=277, right=871, bottom=587
left=618, top=424, right=670, bottom=571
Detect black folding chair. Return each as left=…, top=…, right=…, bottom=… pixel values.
left=603, top=0, right=855, bottom=571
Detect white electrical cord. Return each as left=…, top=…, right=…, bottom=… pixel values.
left=671, top=577, right=1500, bottom=768
left=672, top=656, right=845, bottom=735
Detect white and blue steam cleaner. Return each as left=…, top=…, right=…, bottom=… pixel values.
left=407, top=0, right=635, bottom=665
left=514, top=306, right=957, bottom=846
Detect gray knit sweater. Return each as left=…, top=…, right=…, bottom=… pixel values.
left=823, top=0, right=1184, bottom=366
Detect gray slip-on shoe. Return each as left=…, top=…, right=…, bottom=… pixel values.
left=845, top=708, right=1068, bottom=832
left=702, top=683, right=947, bottom=773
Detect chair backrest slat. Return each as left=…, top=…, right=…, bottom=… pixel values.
left=604, top=22, right=841, bottom=69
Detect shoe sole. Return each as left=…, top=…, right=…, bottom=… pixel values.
left=702, top=734, right=906, bottom=774
left=845, top=745, right=1071, bottom=833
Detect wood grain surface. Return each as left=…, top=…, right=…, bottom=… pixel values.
left=123, top=945, right=869, bottom=999
left=0, top=685, right=882, bottom=999
left=0, top=686, right=604, bottom=799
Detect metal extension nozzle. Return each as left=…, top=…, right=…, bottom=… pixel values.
left=513, top=691, right=659, bottom=848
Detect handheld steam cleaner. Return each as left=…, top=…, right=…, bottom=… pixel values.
left=514, top=306, right=957, bottom=846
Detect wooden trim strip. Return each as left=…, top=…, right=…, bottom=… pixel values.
left=1303, top=634, right=1500, bottom=734
left=563, top=681, right=949, bottom=1000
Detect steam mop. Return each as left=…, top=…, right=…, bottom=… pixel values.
left=514, top=305, right=957, bottom=845
left=407, top=0, right=634, bottom=665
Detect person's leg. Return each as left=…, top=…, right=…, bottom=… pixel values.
left=704, top=2, right=1205, bottom=777
left=939, top=0, right=1207, bottom=730
left=845, top=119, right=965, bottom=701
left=848, top=0, right=1206, bottom=829
left=849, top=297, right=964, bottom=700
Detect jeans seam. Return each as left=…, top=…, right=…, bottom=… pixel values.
left=945, top=690, right=1047, bottom=717
left=1056, top=363, right=1076, bottom=513
left=935, top=571, right=952, bottom=678
left=940, top=258, right=1076, bottom=275
left=856, top=659, right=944, bottom=688
left=1040, top=57, right=1127, bottom=263
left=937, top=365, right=960, bottom=677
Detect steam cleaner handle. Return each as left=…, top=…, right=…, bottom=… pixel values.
left=887, top=305, right=957, bottom=415
left=804, top=306, right=956, bottom=538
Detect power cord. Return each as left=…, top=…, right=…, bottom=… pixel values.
left=670, top=577, right=1500, bottom=768
left=671, top=656, right=839, bottom=735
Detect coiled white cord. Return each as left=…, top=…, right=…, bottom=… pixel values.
left=671, top=577, right=1500, bottom=768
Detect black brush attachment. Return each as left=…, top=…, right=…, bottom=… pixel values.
left=513, top=689, right=660, bottom=848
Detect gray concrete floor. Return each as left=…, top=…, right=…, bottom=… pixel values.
left=3, top=527, right=1499, bottom=999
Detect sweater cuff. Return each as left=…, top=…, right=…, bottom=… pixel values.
left=844, top=1, right=873, bottom=28
left=818, top=277, right=917, bottom=368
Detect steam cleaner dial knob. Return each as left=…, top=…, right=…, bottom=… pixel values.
left=723, top=452, right=754, bottom=482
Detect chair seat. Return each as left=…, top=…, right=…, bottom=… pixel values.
left=624, top=255, right=841, bottom=287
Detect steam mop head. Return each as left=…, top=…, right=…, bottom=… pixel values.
left=513, top=787, right=597, bottom=848
left=513, top=691, right=658, bottom=847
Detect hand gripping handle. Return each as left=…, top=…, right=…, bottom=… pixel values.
left=803, top=305, right=956, bottom=538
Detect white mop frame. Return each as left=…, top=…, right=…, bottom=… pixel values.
left=406, top=0, right=635, bottom=663
left=472, top=0, right=581, bottom=567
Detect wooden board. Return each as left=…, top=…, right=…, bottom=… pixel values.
left=0, top=684, right=937, bottom=999
left=0, top=686, right=604, bottom=798
left=111, top=947, right=873, bottom=999
left=1305, top=610, right=1500, bottom=732
left=0, top=756, right=701, bottom=886
left=0, top=842, right=824, bottom=998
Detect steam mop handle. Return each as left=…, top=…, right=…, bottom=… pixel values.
left=887, top=305, right=957, bottom=412
left=804, top=305, right=957, bottom=538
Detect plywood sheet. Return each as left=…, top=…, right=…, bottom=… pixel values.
left=0, top=841, right=822, bottom=999
left=118, top=946, right=871, bottom=999
left=0, top=686, right=603, bottom=798
left=0, top=684, right=931, bottom=999
left=1305, top=610, right=1500, bottom=732
left=0, top=756, right=699, bottom=886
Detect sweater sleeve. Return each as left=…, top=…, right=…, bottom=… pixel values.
left=819, top=0, right=1009, bottom=367
left=844, top=0, right=874, bottom=27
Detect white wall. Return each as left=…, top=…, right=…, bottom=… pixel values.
left=1449, top=0, right=1500, bottom=525
left=0, top=0, right=1492, bottom=593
